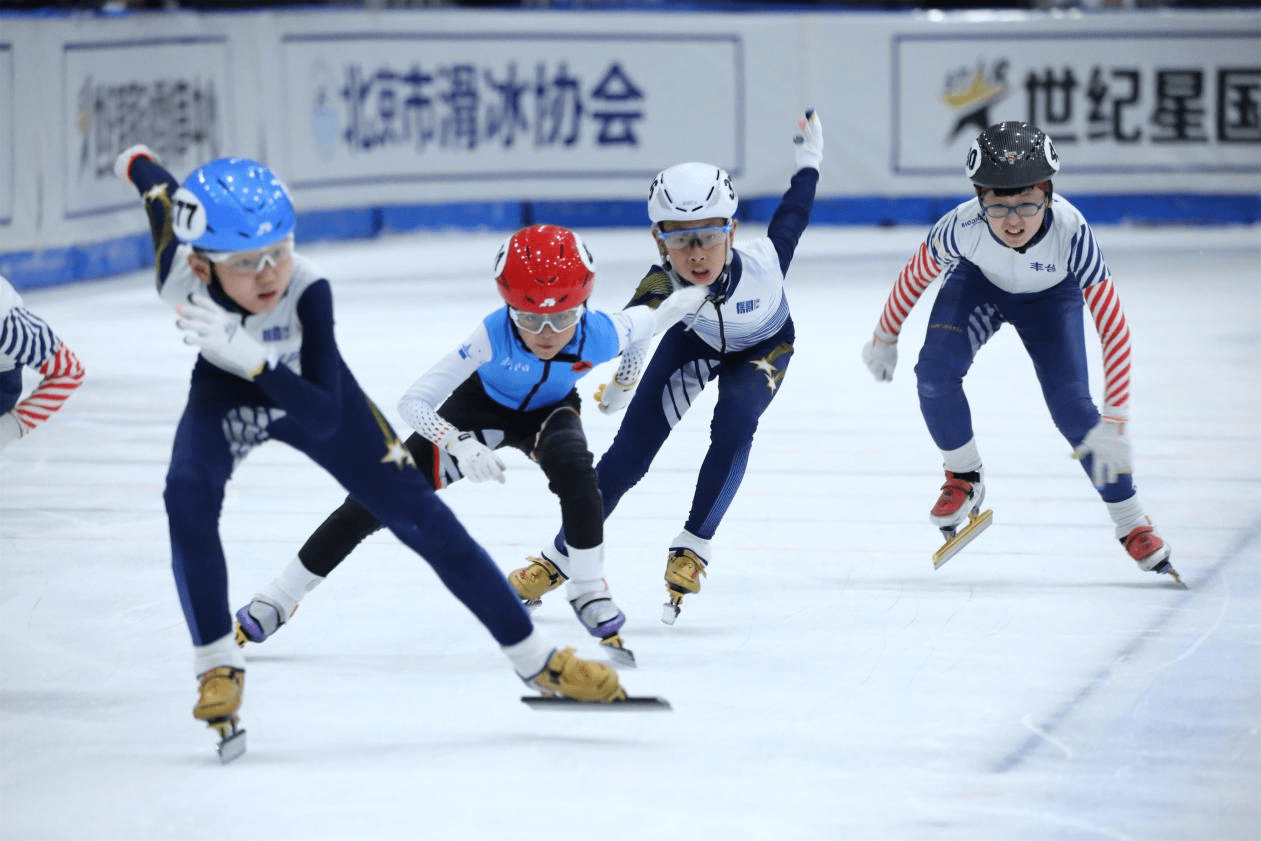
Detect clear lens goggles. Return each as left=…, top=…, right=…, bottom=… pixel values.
left=980, top=200, right=1045, bottom=220
left=655, top=224, right=732, bottom=251
left=509, top=305, right=583, bottom=335
left=203, top=236, right=294, bottom=273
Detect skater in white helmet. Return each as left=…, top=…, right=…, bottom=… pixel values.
left=512, top=109, right=824, bottom=624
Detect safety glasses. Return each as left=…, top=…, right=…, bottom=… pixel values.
left=655, top=224, right=732, bottom=251
left=509, top=305, right=584, bottom=335
left=980, top=200, right=1045, bottom=220
left=202, top=237, right=294, bottom=274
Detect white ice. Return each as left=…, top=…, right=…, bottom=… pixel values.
left=2, top=224, right=1258, bottom=841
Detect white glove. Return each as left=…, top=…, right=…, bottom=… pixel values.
left=114, top=144, right=156, bottom=184
left=442, top=429, right=505, bottom=484
left=0, top=411, right=23, bottom=451
left=1072, top=418, right=1133, bottom=486
left=793, top=109, right=823, bottom=171
left=861, top=335, right=897, bottom=382
left=651, top=283, right=709, bottom=333
left=594, top=380, right=636, bottom=415
left=176, top=293, right=272, bottom=380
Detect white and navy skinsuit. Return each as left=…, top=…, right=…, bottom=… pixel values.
left=874, top=192, right=1140, bottom=503
left=287, top=301, right=659, bottom=579
left=554, top=165, right=818, bottom=553
left=124, top=157, right=534, bottom=650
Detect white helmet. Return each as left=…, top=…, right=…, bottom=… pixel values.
left=647, top=162, right=738, bottom=224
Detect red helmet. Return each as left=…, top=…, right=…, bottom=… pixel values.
left=493, top=224, right=595, bottom=313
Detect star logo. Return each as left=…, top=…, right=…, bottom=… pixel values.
left=749, top=342, right=792, bottom=393
left=380, top=435, right=416, bottom=470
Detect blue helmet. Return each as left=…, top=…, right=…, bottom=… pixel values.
left=171, top=157, right=296, bottom=252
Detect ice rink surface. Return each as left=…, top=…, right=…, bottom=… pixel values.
left=2, top=223, right=1258, bottom=841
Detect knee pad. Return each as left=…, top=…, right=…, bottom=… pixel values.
left=536, top=426, right=597, bottom=497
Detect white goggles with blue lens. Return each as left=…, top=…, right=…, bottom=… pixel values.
left=202, top=236, right=294, bottom=274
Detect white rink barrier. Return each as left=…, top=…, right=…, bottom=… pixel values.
left=0, top=5, right=1257, bottom=289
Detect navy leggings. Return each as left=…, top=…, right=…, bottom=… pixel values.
left=913, top=262, right=1133, bottom=502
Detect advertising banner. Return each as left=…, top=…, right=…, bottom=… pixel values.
left=63, top=36, right=230, bottom=218
left=279, top=31, right=743, bottom=193
left=894, top=28, right=1261, bottom=177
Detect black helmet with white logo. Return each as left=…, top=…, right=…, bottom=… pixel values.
left=965, top=121, right=1060, bottom=189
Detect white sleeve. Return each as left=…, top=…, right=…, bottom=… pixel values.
left=397, top=324, right=490, bottom=444
left=603, top=308, right=654, bottom=387
left=607, top=305, right=658, bottom=351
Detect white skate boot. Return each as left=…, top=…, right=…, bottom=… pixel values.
left=234, top=596, right=294, bottom=646
left=569, top=586, right=633, bottom=666
left=930, top=470, right=992, bottom=568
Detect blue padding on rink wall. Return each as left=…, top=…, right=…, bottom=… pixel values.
left=2, top=193, right=1256, bottom=292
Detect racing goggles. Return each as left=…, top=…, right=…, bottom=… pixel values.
left=655, top=224, right=732, bottom=251
left=203, top=236, right=294, bottom=274
left=509, top=305, right=584, bottom=335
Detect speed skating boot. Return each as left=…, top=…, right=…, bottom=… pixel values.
left=570, top=587, right=634, bottom=666
left=508, top=555, right=566, bottom=609
left=194, top=666, right=246, bottom=762
left=662, top=548, right=707, bottom=625
left=234, top=596, right=293, bottom=646
left=930, top=470, right=992, bottom=569
left=1121, top=522, right=1184, bottom=586
left=527, top=647, right=625, bottom=702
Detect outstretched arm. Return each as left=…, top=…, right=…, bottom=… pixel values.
left=594, top=275, right=706, bottom=415
left=397, top=325, right=504, bottom=484
left=113, top=145, right=181, bottom=293
left=860, top=241, right=943, bottom=382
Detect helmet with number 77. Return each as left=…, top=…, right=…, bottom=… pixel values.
left=171, top=157, right=296, bottom=253
left=493, top=225, right=596, bottom=313
left=647, top=162, right=738, bottom=225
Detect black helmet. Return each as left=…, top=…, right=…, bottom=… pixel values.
left=965, top=121, right=1060, bottom=189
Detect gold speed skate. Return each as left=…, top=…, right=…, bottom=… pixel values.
left=509, top=555, right=566, bottom=610
left=662, top=548, right=707, bottom=625
left=526, top=646, right=625, bottom=702
left=521, top=647, right=670, bottom=710
left=194, top=666, right=247, bottom=763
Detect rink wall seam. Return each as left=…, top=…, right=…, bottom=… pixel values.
left=3, top=193, right=1257, bottom=292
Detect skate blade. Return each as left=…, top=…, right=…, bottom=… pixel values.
left=932, top=509, right=993, bottom=569
left=210, top=717, right=247, bottom=764
left=1155, top=562, right=1188, bottom=589
left=522, top=598, right=542, bottom=614
left=661, top=601, right=680, bottom=625
left=600, top=634, right=636, bottom=667
left=522, top=695, right=671, bottom=711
